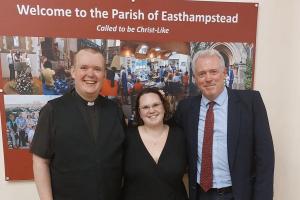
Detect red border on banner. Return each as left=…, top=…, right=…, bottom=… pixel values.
left=0, top=62, right=34, bottom=180
left=0, top=0, right=258, bottom=42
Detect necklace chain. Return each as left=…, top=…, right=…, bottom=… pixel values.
left=143, top=125, right=166, bottom=146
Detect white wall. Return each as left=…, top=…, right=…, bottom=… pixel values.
left=1, top=0, right=299, bottom=199
left=257, top=1, right=300, bottom=199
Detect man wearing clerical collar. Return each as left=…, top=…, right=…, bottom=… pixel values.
left=71, top=47, right=106, bottom=102
left=31, top=47, right=125, bottom=200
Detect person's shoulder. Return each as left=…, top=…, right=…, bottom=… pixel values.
left=48, top=92, right=72, bottom=104
left=229, top=89, right=260, bottom=99
left=125, top=126, right=138, bottom=139
left=45, top=92, right=76, bottom=111
left=168, top=125, right=186, bottom=144
left=37, top=99, right=57, bottom=120
left=177, top=95, right=201, bottom=108
left=98, top=95, right=119, bottom=108
left=229, top=89, right=263, bottom=107
left=98, top=96, right=125, bottom=121
left=169, top=125, right=184, bottom=135
left=125, top=126, right=138, bottom=134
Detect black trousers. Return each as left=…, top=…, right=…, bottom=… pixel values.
left=19, top=129, right=27, bottom=147
left=9, top=64, right=15, bottom=80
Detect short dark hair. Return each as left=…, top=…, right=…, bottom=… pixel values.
left=73, top=47, right=105, bottom=67
left=135, top=88, right=171, bottom=125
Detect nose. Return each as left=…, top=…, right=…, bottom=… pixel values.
left=148, top=106, right=155, bottom=113
left=204, top=73, right=212, bottom=82
left=86, top=68, right=95, bottom=76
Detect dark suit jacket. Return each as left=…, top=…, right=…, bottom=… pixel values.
left=174, top=88, right=274, bottom=200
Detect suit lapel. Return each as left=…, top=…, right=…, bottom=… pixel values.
left=227, top=89, right=241, bottom=170
left=190, top=95, right=202, bottom=169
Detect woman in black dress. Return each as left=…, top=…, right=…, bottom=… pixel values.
left=122, top=88, right=188, bottom=200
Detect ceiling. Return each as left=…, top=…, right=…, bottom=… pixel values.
left=120, top=41, right=190, bottom=60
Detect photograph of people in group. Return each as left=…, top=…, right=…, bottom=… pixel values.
left=0, top=35, right=254, bottom=149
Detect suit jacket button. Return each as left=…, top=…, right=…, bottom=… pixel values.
left=192, top=185, right=196, bottom=190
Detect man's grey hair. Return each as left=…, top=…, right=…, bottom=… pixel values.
left=192, top=49, right=225, bottom=73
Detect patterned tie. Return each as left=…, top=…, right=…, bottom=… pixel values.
left=200, top=101, right=215, bottom=192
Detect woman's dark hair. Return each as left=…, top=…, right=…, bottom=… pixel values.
left=135, top=87, right=171, bottom=125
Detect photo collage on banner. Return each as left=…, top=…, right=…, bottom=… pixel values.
left=0, top=0, right=258, bottom=180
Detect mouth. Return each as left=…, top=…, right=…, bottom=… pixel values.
left=147, top=114, right=160, bottom=119
left=204, top=84, right=215, bottom=89
left=84, top=80, right=97, bottom=85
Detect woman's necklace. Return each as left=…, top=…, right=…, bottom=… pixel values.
left=143, top=125, right=166, bottom=146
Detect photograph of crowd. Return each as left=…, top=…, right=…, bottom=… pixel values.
left=4, top=95, right=57, bottom=149
left=0, top=36, right=255, bottom=147
left=0, top=36, right=74, bottom=95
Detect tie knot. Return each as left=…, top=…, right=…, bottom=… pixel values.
left=208, top=101, right=215, bottom=108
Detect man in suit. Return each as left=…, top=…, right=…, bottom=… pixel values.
left=175, top=49, right=274, bottom=200
left=31, top=47, right=125, bottom=200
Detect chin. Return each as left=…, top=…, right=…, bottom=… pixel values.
left=148, top=120, right=164, bottom=126
left=85, top=87, right=100, bottom=93
left=144, top=120, right=158, bottom=126
left=203, top=93, right=216, bottom=100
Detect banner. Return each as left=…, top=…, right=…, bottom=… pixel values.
left=0, top=0, right=258, bottom=180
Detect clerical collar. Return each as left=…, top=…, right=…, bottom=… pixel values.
left=72, top=89, right=97, bottom=106
left=87, top=101, right=95, bottom=106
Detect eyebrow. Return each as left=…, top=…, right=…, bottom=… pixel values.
left=140, top=102, right=162, bottom=106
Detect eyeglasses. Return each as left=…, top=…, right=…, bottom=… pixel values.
left=139, top=103, right=162, bottom=112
